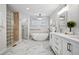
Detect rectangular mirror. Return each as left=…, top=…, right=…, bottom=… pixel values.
left=56, top=5, right=68, bottom=33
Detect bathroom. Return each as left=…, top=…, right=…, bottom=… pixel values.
left=0, top=4, right=79, bottom=55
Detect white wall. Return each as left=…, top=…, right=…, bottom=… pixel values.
left=19, top=21, right=22, bottom=42
left=0, top=4, right=7, bottom=54
left=67, top=4, right=79, bottom=35
left=21, top=17, right=29, bottom=40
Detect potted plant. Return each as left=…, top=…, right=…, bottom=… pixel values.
left=67, top=20, right=76, bottom=32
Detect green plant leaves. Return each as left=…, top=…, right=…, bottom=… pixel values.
left=67, top=21, right=76, bottom=28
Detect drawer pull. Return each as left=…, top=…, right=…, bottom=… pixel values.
left=67, top=43, right=72, bottom=52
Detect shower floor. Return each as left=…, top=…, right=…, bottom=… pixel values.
left=4, top=39, right=54, bottom=55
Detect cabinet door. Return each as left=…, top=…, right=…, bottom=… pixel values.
left=63, top=39, right=72, bottom=55
left=72, top=42, right=79, bottom=55
left=54, top=36, right=63, bottom=55
left=51, top=35, right=57, bottom=54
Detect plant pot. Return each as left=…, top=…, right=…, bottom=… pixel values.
left=65, top=31, right=73, bottom=35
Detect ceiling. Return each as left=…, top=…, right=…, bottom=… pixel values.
left=8, top=4, right=59, bottom=17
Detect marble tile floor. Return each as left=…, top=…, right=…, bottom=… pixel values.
left=4, top=39, right=54, bottom=55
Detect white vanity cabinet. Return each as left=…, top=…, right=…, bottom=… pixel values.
left=50, top=32, right=79, bottom=55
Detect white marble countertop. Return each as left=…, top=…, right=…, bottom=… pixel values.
left=52, top=32, right=79, bottom=44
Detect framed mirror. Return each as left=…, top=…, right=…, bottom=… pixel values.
left=56, top=5, right=68, bottom=33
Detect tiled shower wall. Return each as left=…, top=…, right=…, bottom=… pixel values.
left=7, top=9, right=14, bottom=47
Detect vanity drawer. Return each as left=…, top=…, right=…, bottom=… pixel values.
left=54, top=38, right=61, bottom=45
